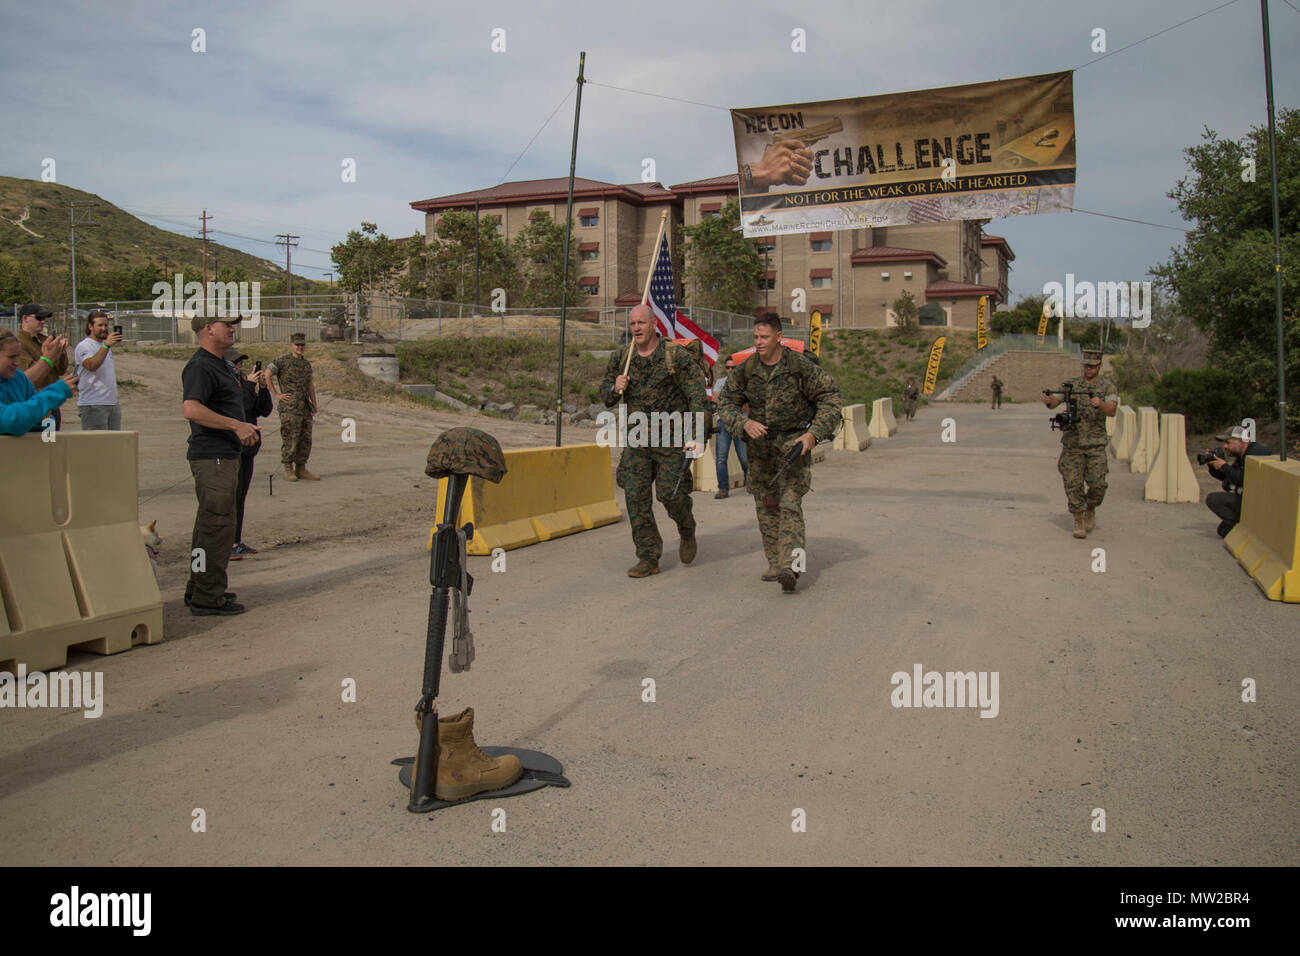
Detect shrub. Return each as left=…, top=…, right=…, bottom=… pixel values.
left=1151, top=367, right=1250, bottom=434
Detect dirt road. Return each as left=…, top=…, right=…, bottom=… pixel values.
left=1, top=353, right=1295, bottom=865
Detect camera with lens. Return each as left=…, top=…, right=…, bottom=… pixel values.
left=1043, top=382, right=1096, bottom=432
left=1196, top=447, right=1227, bottom=466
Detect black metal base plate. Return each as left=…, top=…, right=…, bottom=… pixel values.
left=393, top=747, right=569, bottom=813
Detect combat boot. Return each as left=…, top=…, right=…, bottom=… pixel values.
left=1083, top=508, right=1096, bottom=532
left=679, top=533, right=697, bottom=565
left=1073, top=513, right=1087, bottom=538
left=295, top=464, right=320, bottom=481
left=761, top=566, right=781, bottom=581
left=283, top=464, right=298, bottom=482
left=429, top=708, right=523, bottom=802
left=778, top=569, right=799, bottom=593
left=627, top=560, right=660, bottom=578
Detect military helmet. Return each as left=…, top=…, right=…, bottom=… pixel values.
left=425, top=427, right=507, bottom=483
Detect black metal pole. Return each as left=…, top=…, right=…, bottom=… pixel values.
left=1260, top=0, right=1287, bottom=459
left=555, top=51, right=585, bottom=447
left=408, top=473, right=469, bottom=812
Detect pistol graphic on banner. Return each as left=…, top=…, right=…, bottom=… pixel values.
left=923, top=336, right=946, bottom=395
left=976, top=296, right=988, bottom=350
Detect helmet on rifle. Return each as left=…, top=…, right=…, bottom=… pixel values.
left=425, top=427, right=507, bottom=483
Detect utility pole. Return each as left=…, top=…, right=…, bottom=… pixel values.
left=474, top=198, right=481, bottom=315
left=324, top=271, right=333, bottom=288
left=69, top=201, right=100, bottom=325
left=275, top=234, right=300, bottom=295
left=200, top=210, right=213, bottom=286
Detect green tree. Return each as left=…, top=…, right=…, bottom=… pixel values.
left=512, top=210, right=578, bottom=308
left=891, top=290, right=918, bottom=330
left=0, top=253, right=33, bottom=302
left=682, top=200, right=761, bottom=314
left=331, top=222, right=407, bottom=295
left=1152, top=110, right=1299, bottom=427
left=407, top=210, right=519, bottom=307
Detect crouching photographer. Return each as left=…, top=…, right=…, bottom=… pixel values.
left=1202, top=424, right=1270, bottom=538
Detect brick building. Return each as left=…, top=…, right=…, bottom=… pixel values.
left=410, top=174, right=1015, bottom=328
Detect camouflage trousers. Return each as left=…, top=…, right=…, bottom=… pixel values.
left=616, top=447, right=695, bottom=563
left=902, top=398, right=917, bottom=421
left=748, top=438, right=810, bottom=572
left=280, top=405, right=313, bottom=465
left=1058, top=443, right=1108, bottom=513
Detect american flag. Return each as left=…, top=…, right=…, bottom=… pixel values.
left=646, top=231, right=719, bottom=364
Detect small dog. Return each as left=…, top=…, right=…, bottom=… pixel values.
left=141, top=520, right=162, bottom=577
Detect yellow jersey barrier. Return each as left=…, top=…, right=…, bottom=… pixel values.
left=1223, top=456, right=1300, bottom=602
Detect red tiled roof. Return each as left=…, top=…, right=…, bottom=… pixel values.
left=850, top=246, right=947, bottom=266
left=669, top=174, right=738, bottom=196
left=981, top=234, right=1016, bottom=260
left=925, top=280, right=1000, bottom=298
left=411, top=177, right=675, bottom=211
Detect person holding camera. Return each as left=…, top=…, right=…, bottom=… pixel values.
left=74, top=310, right=124, bottom=430
left=227, top=350, right=274, bottom=560
left=1204, top=425, right=1270, bottom=538
left=1041, top=349, right=1118, bottom=539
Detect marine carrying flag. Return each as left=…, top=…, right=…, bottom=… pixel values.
left=646, top=231, right=719, bottom=365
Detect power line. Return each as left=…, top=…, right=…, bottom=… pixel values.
left=1073, top=0, right=1243, bottom=71
left=585, top=79, right=729, bottom=112
left=497, top=86, right=575, bottom=185
left=1070, top=207, right=1190, bottom=232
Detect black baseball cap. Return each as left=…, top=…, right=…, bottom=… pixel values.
left=19, top=303, right=53, bottom=319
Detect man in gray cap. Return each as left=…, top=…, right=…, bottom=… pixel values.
left=181, top=315, right=259, bottom=615
left=1205, top=424, right=1270, bottom=538
left=1041, top=348, right=1118, bottom=538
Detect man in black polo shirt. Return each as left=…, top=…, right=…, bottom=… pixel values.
left=182, top=315, right=260, bottom=615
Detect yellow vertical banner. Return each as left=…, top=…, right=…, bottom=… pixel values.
left=976, top=296, right=988, bottom=350
left=922, top=336, right=946, bottom=395
left=1036, top=302, right=1051, bottom=346
left=809, top=310, right=823, bottom=357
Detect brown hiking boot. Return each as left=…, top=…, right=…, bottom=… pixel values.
left=627, top=560, right=660, bottom=578
left=778, top=569, right=798, bottom=592
left=761, top=567, right=781, bottom=581
left=283, top=464, right=298, bottom=482
left=1083, top=508, right=1096, bottom=532
left=423, top=708, right=523, bottom=802
left=679, top=533, right=697, bottom=565
left=714, top=490, right=728, bottom=499
left=295, top=464, right=320, bottom=480
left=1073, top=513, right=1087, bottom=538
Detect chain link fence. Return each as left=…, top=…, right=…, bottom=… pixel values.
left=4, top=296, right=771, bottom=350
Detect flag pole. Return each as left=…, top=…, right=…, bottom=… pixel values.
left=555, top=51, right=585, bottom=448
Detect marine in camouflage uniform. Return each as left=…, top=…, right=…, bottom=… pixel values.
left=990, top=375, right=1003, bottom=409
left=717, top=318, right=841, bottom=591
left=599, top=307, right=708, bottom=577
left=1043, top=349, right=1117, bottom=538
left=902, top=377, right=920, bottom=421
left=268, top=332, right=319, bottom=480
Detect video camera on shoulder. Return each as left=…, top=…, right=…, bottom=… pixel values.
left=1042, top=381, right=1096, bottom=432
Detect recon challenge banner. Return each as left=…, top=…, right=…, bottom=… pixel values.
left=731, top=71, right=1075, bottom=237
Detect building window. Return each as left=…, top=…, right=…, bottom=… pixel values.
left=811, top=239, right=831, bottom=252
left=811, top=276, right=831, bottom=289
left=579, top=277, right=599, bottom=296
left=579, top=242, right=598, bottom=262
left=580, top=214, right=598, bottom=227
left=700, top=202, right=722, bottom=219
left=757, top=274, right=776, bottom=291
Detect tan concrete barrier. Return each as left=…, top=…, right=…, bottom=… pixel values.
left=1109, top=405, right=1136, bottom=460
left=868, top=398, right=897, bottom=439
left=834, top=404, right=871, bottom=452
left=691, top=437, right=746, bottom=493
left=1144, top=413, right=1200, bottom=503
left=1105, top=414, right=1115, bottom=437
left=0, top=433, right=163, bottom=673
left=1129, top=406, right=1160, bottom=473
left=428, top=444, right=621, bottom=555
left=1224, top=457, right=1300, bottom=602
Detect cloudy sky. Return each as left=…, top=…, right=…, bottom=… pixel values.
left=2, top=0, right=1297, bottom=303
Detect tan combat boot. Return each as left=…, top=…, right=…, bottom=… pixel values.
left=627, top=559, right=660, bottom=578
left=295, top=464, right=320, bottom=481
left=1073, top=513, right=1087, bottom=538
left=1083, top=508, right=1096, bottom=532
left=761, top=566, right=781, bottom=581
left=679, top=533, right=697, bottom=565
left=283, top=464, right=298, bottom=482
left=430, top=708, right=523, bottom=802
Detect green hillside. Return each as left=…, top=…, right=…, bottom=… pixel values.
left=0, top=176, right=314, bottom=303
